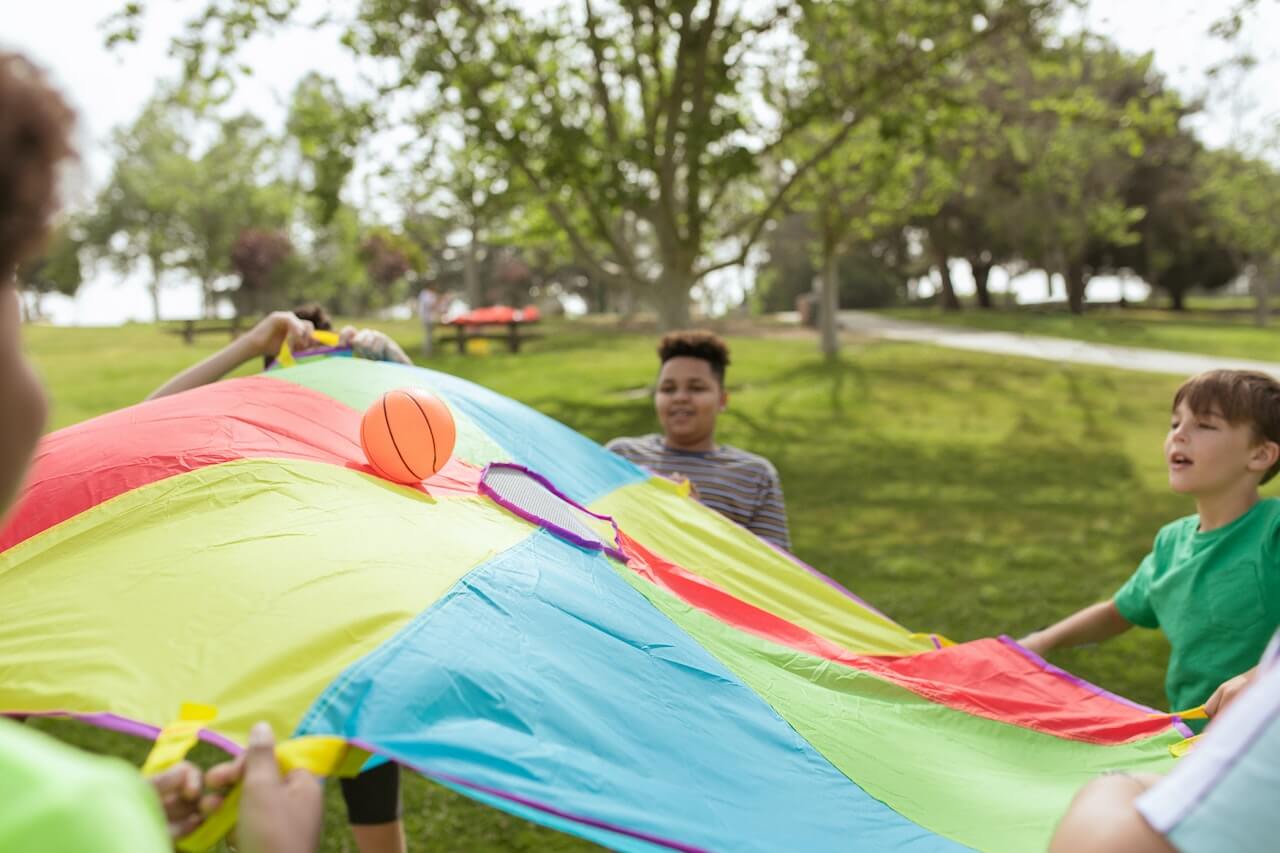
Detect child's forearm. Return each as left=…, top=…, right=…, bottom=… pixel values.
left=145, top=335, right=262, bottom=401
left=1022, top=600, right=1132, bottom=655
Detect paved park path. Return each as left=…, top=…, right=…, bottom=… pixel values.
left=836, top=310, right=1280, bottom=378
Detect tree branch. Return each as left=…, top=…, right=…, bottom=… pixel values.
left=695, top=4, right=1037, bottom=280
left=683, top=0, right=721, bottom=254
left=583, top=0, right=622, bottom=149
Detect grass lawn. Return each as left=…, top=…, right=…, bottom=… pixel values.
left=18, top=316, right=1258, bottom=850
left=882, top=302, right=1280, bottom=363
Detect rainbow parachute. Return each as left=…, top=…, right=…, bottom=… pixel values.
left=0, top=358, right=1186, bottom=851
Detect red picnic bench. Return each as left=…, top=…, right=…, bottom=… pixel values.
left=439, top=306, right=543, bottom=354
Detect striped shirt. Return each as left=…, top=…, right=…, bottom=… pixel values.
left=606, top=433, right=791, bottom=550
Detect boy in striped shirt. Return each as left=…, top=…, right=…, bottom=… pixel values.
left=607, top=331, right=791, bottom=550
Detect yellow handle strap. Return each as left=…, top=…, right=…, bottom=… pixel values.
left=909, top=632, right=956, bottom=648
left=143, top=704, right=369, bottom=852
left=177, top=736, right=371, bottom=852
left=275, top=329, right=341, bottom=367
left=141, top=703, right=218, bottom=776
left=1170, top=734, right=1202, bottom=758
left=1140, top=706, right=1207, bottom=759
left=645, top=475, right=692, bottom=497
left=1146, top=705, right=1208, bottom=724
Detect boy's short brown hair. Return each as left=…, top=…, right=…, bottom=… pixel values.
left=0, top=53, right=77, bottom=280
left=658, top=330, right=730, bottom=385
left=1174, top=369, right=1280, bottom=483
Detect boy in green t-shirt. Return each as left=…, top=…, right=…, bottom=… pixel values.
left=1021, top=369, right=1280, bottom=721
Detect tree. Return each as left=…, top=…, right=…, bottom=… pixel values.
left=84, top=93, right=295, bottom=319
left=176, top=114, right=294, bottom=315
left=1196, top=146, right=1280, bottom=323
left=792, top=118, right=954, bottom=356
left=911, top=28, right=1036, bottom=311
left=399, top=128, right=526, bottom=309
left=360, top=228, right=425, bottom=308
left=115, top=0, right=1060, bottom=328
left=994, top=41, right=1182, bottom=313
left=285, top=73, right=370, bottom=226
left=230, top=227, right=293, bottom=315
left=82, top=97, right=190, bottom=321
left=16, top=223, right=84, bottom=321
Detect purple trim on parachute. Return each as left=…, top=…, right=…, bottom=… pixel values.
left=348, top=738, right=706, bottom=853
left=4, top=709, right=244, bottom=755
left=265, top=345, right=353, bottom=370
left=7, top=707, right=697, bottom=849
left=478, top=462, right=628, bottom=563
left=997, top=635, right=1196, bottom=739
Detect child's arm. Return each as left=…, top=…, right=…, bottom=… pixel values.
left=337, top=326, right=412, bottom=365
left=1020, top=600, right=1133, bottom=657
left=145, top=313, right=315, bottom=401
left=1205, top=666, right=1259, bottom=718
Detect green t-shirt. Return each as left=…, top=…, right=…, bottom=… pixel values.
left=1114, top=497, right=1280, bottom=715
left=0, top=719, right=170, bottom=852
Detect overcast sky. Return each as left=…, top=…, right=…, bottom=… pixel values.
left=5, top=0, right=1278, bottom=323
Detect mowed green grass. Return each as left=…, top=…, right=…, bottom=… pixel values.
left=18, top=317, right=1256, bottom=850
left=882, top=303, right=1280, bottom=363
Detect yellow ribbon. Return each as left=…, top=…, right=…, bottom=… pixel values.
left=1170, top=734, right=1201, bottom=758
left=1146, top=705, right=1208, bottom=721
left=275, top=329, right=340, bottom=367
left=141, top=703, right=217, bottom=776
left=177, top=736, right=371, bottom=852
left=1141, top=705, right=1207, bottom=759
left=643, top=475, right=694, bottom=498
left=909, top=632, right=956, bottom=648
left=141, top=704, right=370, bottom=852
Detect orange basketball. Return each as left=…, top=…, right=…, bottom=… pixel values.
left=359, top=388, right=457, bottom=484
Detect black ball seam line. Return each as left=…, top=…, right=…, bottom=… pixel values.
left=382, top=392, right=424, bottom=481
left=406, top=390, right=440, bottom=475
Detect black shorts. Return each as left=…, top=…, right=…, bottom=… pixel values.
left=339, top=761, right=402, bottom=825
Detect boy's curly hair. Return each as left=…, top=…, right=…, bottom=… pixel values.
left=1174, top=369, right=1280, bottom=484
left=658, top=330, right=730, bottom=385
left=0, top=53, right=77, bottom=280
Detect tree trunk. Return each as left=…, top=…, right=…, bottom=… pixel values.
left=594, top=275, right=609, bottom=314
left=819, top=248, right=840, bottom=361
left=464, top=227, right=481, bottom=308
left=203, top=279, right=216, bottom=318
left=934, top=256, right=961, bottom=312
left=1254, top=267, right=1269, bottom=328
left=1065, top=261, right=1087, bottom=315
left=655, top=271, right=692, bottom=331
left=1169, top=287, right=1186, bottom=311
left=150, top=280, right=162, bottom=323
left=147, top=255, right=164, bottom=322
left=970, top=258, right=993, bottom=310
left=930, top=229, right=961, bottom=312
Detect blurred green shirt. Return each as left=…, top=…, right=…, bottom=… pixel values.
left=1114, top=497, right=1280, bottom=718
left=0, top=719, right=169, bottom=852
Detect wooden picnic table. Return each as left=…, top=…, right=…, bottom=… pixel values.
left=166, top=317, right=246, bottom=344
left=438, top=319, right=543, bottom=354
left=438, top=306, right=543, bottom=354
